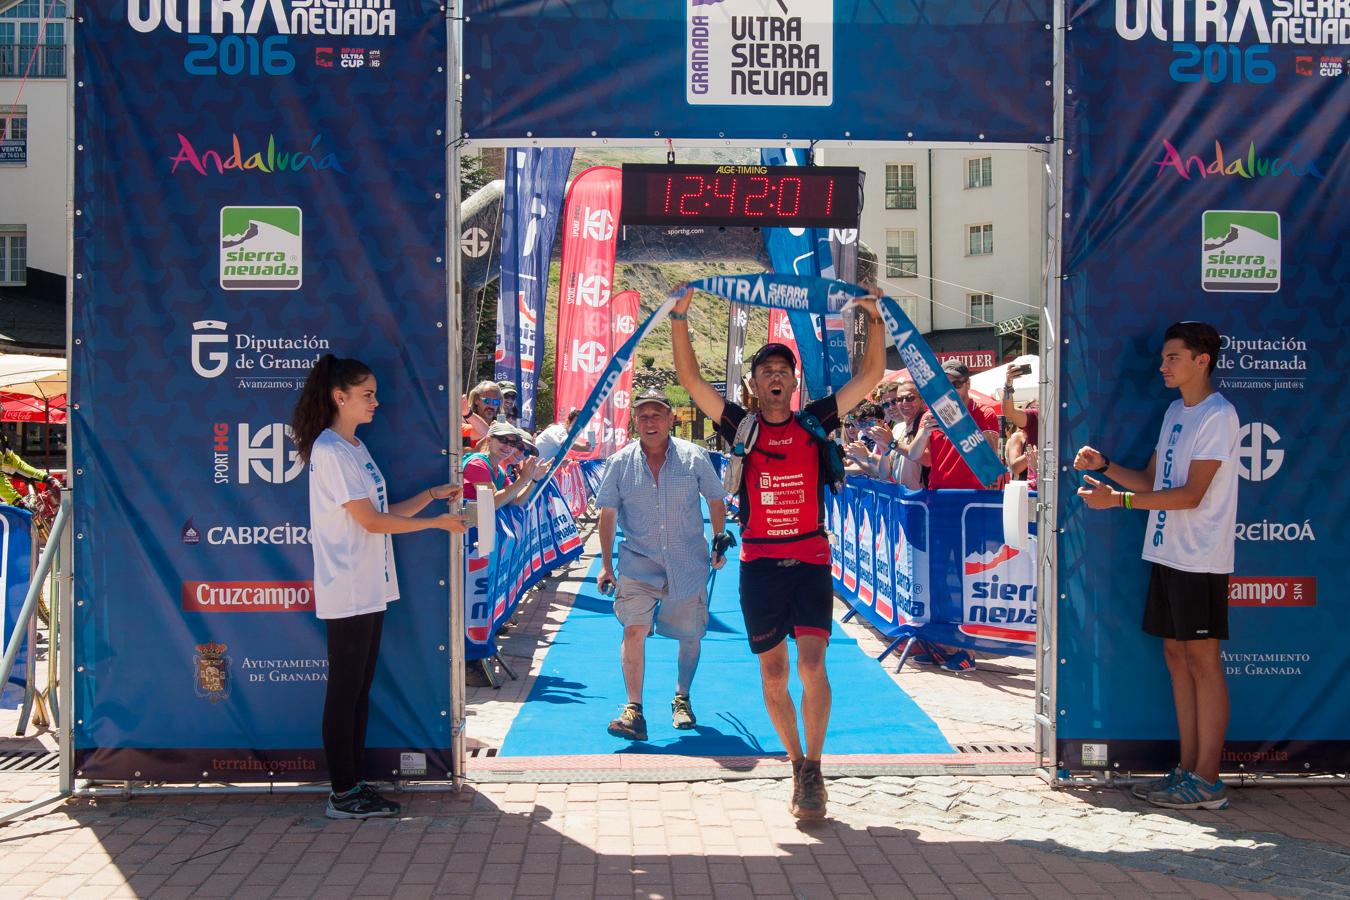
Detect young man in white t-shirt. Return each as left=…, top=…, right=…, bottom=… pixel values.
left=1074, top=322, right=1240, bottom=810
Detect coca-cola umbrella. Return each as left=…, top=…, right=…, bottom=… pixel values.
left=0, top=354, right=68, bottom=424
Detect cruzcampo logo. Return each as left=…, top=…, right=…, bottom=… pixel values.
left=220, top=206, right=303, bottom=291
left=1201, top=210, right=1280, bottom=294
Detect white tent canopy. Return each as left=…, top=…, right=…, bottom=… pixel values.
left=970, top=354, right=1038, bottom=405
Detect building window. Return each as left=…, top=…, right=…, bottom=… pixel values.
left=886, top=228, right=918, bottom=278
left=0, top=105, right=26, bottom=166
left=966, top=156, right=992, bottom=189
left=967, top=223, right=993, bottom=256
left=0, top=1, right=67, bottom=79
left=885, top=163, right=916, bottom=209
left=0, top=227, right=26, bottom=285
left=969, top=293, right=994, bottom=325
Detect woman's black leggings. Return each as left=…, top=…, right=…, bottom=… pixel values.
left=322, top=610, right=384, bottom=794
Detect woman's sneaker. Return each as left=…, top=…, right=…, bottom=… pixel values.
left=1131, top=766, right=1184, bottom=800
left=326, top=784, right=401, bottom=819
left=1148, top=772, right=1230, bottom=810
left=607, top=703, right=648, bottom=741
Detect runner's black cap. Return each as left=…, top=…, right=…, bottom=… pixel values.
left=750, top=342, right=797, bottom=373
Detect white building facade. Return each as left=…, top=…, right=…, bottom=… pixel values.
left=828, top=146, right=1046, bottom=366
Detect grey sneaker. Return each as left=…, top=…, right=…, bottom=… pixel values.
left=326, top=785, right=400, bottom=820
left=1148, top=772, right=1230, bottom=810
left=790, top=758, right=828, bottom=819
left=607, top=703, right=648, bottom=741
left=671, top=694, right=696, bottom=730
left=1131, top=766, right=1184, bottom=800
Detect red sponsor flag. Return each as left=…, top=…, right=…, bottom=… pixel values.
left=766, top=308, right=804, bottom=409
left=555, top=166, right=622, bottom=459
left=607, top=289, right=640, bottom=453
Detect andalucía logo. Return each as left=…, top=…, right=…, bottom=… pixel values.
left=170, top=134, right=347, bottom=176
left=1152, top=139, right=1324, bottom=181
left=1202, top=211, right=1280, bottom=293
left=220, top=207, right=303, bottom=291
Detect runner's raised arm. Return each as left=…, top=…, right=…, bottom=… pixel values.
left=670, top=287, right=726, bottom=423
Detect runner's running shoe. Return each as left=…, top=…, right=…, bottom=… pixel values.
left=790, top=758, right=828, bottom=819
left=1147, top=772, right=1230, bottom=810
left=671, top=694, right=696, bottom=730
left=607, top=703, right=648, bottom=741
left=1131, top=766, right=1184, bottom=800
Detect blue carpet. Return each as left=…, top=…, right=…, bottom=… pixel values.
left=498, top=516, right=953, bottom=757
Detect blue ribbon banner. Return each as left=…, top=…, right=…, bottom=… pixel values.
left=877, top=298, right=1006, bottom=487
left=496, top=147, right=573, bottom=430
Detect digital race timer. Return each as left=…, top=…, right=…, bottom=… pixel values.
left=619, top=164, right=860, bottom=228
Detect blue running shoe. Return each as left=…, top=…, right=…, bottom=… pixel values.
left=1131, top=766, right=1184, bottom=800
left=1147, top=771, right=1229, bottom=810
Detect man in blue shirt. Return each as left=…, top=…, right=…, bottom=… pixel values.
left=595, top=389, right=729, bottom=740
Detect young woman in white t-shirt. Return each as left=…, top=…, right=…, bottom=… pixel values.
left=292, top=354, right=468, bottom=820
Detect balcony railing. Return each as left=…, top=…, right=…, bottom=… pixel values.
left=886, top=254, right=918, bottom=278
left=0, top=43, right=65, bottom=78
left=885, top=187, right=917, bottom=209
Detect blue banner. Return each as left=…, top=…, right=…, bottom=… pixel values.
left=760, top=147, right=837, bottom=399
left=461, top=1, right=1053, bottom=143
left=830, top=479, right=1036, bottom=658
left=1057, top=2, right=1350, bottom=772
left=877, top=297, right=1006, bottom=487
left=1, top=506, right=32, bottom=691
left=496, top=147, right=574, bottom=429
left=465, top=481, right=585, bottom=661
left=73, top=2, right=452, bottom=781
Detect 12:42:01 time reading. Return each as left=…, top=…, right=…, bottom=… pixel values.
left=620, top=164, right=860, bottom=228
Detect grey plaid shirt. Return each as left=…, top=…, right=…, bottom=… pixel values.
left=595, top=437, right=724, bottom=602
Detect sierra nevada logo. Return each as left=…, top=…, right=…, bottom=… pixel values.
left=1202, top=211, right=1280, bottom=293
left=687, top=0, right=833, bottom=107
left=220, top=206, right=303, bottom=291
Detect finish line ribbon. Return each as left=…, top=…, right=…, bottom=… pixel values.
left=531, top=274, right=1005, bottom=502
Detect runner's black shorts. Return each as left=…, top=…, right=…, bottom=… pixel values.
left=1142, top=562, right=1230, bottom=641
left=739, top=558, right=833, bottom=654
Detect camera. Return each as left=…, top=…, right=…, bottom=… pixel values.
left=1008, top=364, right=1032, bottom=377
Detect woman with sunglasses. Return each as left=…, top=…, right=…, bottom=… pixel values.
left=880, top=380, right=929, bottom=490
left=291, top=354, right=469, bottom=819
left=463, top=421, right=548, bottom=509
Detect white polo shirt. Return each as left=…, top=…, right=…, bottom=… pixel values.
left=307, top=429, right=400, bottom=619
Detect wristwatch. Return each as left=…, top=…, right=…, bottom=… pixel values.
left=1094, top=454, right=1111, bottom=473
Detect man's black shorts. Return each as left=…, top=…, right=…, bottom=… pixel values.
left=1143, top=562, right=1230, bottom=641
left=739, top=559, right=833, bottom=654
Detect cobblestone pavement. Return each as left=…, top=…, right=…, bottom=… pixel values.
left=0, top=772, right=1347, bottom=898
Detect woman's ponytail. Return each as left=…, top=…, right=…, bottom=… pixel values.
left=291, top=354, right=372, bottom=462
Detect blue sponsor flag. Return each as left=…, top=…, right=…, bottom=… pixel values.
left=497, top=147, right=573, bottom=429
left=760, top=148, right=853, bottom=397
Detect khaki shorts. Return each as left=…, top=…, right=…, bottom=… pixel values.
left=613, top=575, right=709, bottom=642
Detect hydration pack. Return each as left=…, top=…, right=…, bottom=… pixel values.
left=722, top=409, right=846, bottom=536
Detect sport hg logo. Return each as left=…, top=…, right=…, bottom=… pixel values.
left=576, top=274, right=611, bottom=308
left=570, top=340, right=608, bottom=375
left=581, top=207, right=614, bottom=241
left=220, top=206, right=302, bottom=290
left=192, top=320, right=229, bottom=378
left=242, top=424, right=305, bottom=485
left=1236, top=422, right=1284, bottom=482
left=1202, top=211, right=1280, bottom=293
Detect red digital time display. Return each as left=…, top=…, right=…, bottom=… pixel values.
left=619, top=164, right=860, bottom=228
